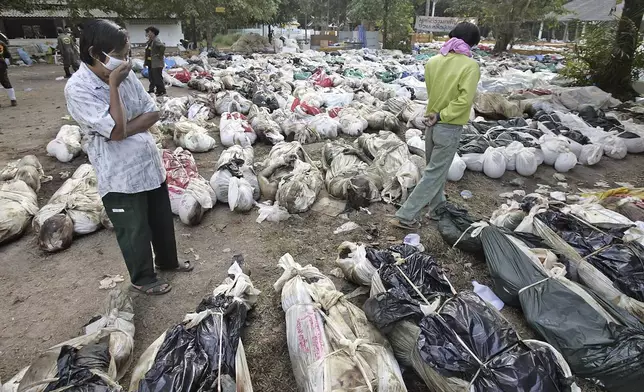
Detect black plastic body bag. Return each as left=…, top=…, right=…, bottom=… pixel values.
left=137, top=294, right=248, bottom=392
left=480, top=226, right=644, bottom=392
left=363, top=245, right=573, bottom=392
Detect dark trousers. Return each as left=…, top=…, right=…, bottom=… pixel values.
left=63, top=62, right=79, bottom=77
left=102, top=182, right=178, bottom=286
left=148, top=67, right=166, bottom=94
left=0, top=68, right=11, bottom=89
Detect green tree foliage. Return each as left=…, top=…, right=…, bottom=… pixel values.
left=563, top=0, right=644, bottom=100
left=1, top=0, right=34, bottom=13
left=600, top=0, right=644, bottom=99
left=62, top=0, right=279, bottom=48
left=446, top=0, right=565, bottom=53
left=348, top=0, right=420, bottom=50
left=273, top=0, right=302, bottom=25
left=561, top=21, right=644, bottom=88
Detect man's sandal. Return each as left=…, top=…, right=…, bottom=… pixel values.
left=156, top=260, right=194, bottom=272
left=130, top=280, right=172, bottom=296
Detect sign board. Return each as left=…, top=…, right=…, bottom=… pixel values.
left=215, top=7, right=226, bottom=13
left=415, top=16, right=460, bottom=32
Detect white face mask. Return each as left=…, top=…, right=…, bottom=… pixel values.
left=101, top=52, right=128, bottom=71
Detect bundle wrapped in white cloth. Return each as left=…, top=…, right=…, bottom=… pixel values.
left=274, top=253, right=408, bottom=392
left=163, top=148, right=216, bottom=226
left=33, top=164, right=108, bottom=252
left=46, top=124, right=82, bottom=162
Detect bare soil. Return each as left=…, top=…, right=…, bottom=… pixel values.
left=2, top=64, right=641, bottom=391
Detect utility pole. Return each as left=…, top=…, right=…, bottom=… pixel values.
left=430, top=1, right=438, bottom=41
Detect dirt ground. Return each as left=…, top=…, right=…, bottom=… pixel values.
left=2, top=64, right=642, bottom=391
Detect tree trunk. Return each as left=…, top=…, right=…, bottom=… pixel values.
left=205, top=23, right=213, bottom=50
left=191, top=16, right=197, bottom=48
left=493, top=29, right=512, bottom=53
left=383, top=0, right=390, bottom=49
left=598, top=0, right=644, bottom=99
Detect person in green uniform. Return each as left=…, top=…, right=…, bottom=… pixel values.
left=57, top=27, right=80, bottom=78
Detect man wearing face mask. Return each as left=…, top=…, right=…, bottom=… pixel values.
left=144, top=26, right=166, bottom=95
left=64, top=20, right=193, bottom=296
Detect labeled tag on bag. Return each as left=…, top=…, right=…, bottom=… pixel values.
left=112, top=208, right=125, bottom=213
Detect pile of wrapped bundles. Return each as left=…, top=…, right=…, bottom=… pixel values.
left=334, top=242, right=579, bottom=392
left=480, top=224, right=644, bottom=391
left=488, top=191, right=644, bottom=321
left=142, top=47, right=644, bottom=207
left=274, top=253, right=408, bottom=391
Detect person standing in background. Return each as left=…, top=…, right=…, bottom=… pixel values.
left=57, top=27, right=80, bottom=78
left=0, top=33, right=16, bottom=107
left=144, top=26, right=166, bottom=96
left=389, top=22, right=481, bottom=229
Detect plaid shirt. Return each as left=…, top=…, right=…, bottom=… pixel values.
left=65, top=63, right=165, bottom=197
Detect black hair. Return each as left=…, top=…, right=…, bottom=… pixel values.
left=79, top=19, right=128, bottom=65
left=449, top=22, right=481, bottom=47
left=145, top=26, right=160, bottom=36
left=57, top=27, right=64, bottom=34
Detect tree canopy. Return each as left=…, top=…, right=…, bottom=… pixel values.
left=348, top=0, right=422, bottom=50
left=446, top=0, right=565, bottom=52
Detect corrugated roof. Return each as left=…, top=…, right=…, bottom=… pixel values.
left=559, top=0, right=623, bottom=22
left=0, top=9, right=118, bottom=18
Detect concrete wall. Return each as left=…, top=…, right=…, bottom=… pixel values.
left=124, top=20, right=183, bottom=46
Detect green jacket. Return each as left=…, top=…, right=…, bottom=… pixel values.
left=424, top=53, right=481, bottom=125
left=57, top=33, right=78, bottom=67
left=147, top=37, right=165, bottom=69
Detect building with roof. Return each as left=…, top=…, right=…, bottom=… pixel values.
left=559, top=0, right=623, bottom=22
left=0, top=2, right=183, bottom=47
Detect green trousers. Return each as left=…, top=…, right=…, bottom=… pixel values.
left=396, top=123, right=463, bottom=224
left=102, top=182, right=179, bottom=286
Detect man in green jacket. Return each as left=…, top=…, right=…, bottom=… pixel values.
left=57, top=27, right=80, bottom=78
left=390, top=22, right=481, bottom=229
left=145, top=26, right=166, bottom=95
